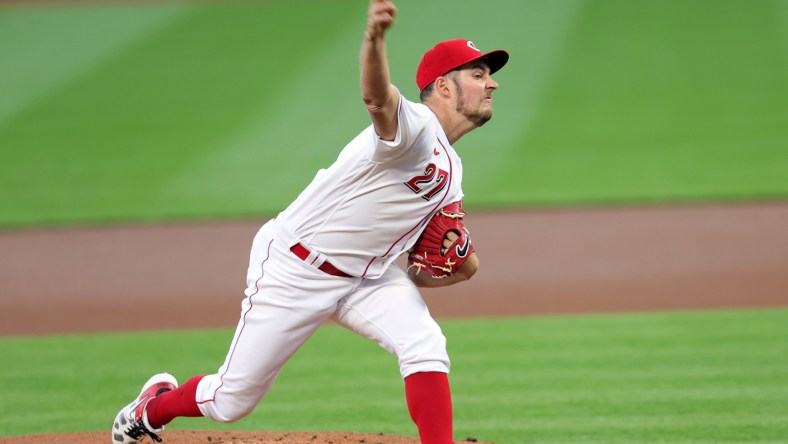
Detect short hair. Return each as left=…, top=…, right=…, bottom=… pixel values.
left=419, top=69, right=460, bottom=103
left=419, top=83, right=435, bottom=102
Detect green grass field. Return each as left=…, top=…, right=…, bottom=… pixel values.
left=1, top=0, right=787, bottom=228
left=2, top=308, right=787, bottom=442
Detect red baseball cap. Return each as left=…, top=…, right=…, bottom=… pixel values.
left=416, top=39, right=509, bottom=91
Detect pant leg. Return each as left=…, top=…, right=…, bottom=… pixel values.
left=196, top=225, right=357, bottom=423
left=332, top=264, right=450, bottom=379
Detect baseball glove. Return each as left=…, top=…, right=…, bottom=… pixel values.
left=408, top=201, right=475, bottom=279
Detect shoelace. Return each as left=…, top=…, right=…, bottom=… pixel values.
left=124, top=421, right=163, bottom=443
left=122, top=386, right=172, bottom=443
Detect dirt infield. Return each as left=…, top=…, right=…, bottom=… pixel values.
left=1, top=202, right=787, bottom=443
left=2, top=202, right=787, bottom=336
left=0, top=430, right=490, bottom=444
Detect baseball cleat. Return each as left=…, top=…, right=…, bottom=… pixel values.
left=112, top=373, right=178, bottom=443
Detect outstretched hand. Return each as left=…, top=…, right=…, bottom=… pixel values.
left=366, top=0, right=397, bottom=40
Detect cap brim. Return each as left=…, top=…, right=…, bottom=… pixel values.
left=481, top=49, right=509, bottom=75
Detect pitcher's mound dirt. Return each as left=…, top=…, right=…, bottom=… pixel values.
left=0, top=430, right=489, bottom=444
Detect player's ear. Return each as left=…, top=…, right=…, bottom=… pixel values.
left=435, top=76, right=452, bottom=98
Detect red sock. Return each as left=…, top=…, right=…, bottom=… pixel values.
left=145, top=375, right=206, bottom=428
left=404, top=371, right=453, bottom=444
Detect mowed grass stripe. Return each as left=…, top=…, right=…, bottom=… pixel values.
left=484, top=0, right=788, bottom=207
left=0, top=1, right=363, bottom=227
left=0, top=3, right=188, bottom=126
left=2, top=308, right=787, bottom=442
left=158, top=4, right=368, bottom=217
left=2, top=0, right=788, bottom=228
left=445, top=309, right=788, bottom=441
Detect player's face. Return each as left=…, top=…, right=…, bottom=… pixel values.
left=450, top=62, right=499, bottom=127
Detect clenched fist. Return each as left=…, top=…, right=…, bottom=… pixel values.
left=366, top=0, right=397, bottom=40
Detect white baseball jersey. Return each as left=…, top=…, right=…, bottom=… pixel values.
left=195, top=93, right=458, bottom=422
left=280, top=94, right=464, bottom=278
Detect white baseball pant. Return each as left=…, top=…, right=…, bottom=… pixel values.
left=194, top=219, right=450, bottom=423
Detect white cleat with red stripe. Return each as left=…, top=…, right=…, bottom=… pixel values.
left=111, top=373, right=178, bottom=443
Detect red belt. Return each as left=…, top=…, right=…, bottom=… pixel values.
left=290, top=243, right=351, bottom=278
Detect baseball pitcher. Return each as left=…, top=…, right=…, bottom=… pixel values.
left=112, top=1, right=508, bottom=443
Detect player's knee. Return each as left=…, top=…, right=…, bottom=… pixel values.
left=206, top=397, right=258, bottom=423
left=198, top=379, right=264, bottom=424
left=397, top=330, right=450, bottom=378
left=213, top=411, right=251, bottom=424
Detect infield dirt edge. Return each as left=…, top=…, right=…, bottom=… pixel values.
left=0, top=430, right=492, bottom=444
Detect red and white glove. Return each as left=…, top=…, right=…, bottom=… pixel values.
left=408, top=201, right=474, bottom=279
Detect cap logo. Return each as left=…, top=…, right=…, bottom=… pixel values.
left=466, top=41, right=481, bottom=52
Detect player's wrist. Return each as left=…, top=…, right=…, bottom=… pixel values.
left=364, top=29, right=384, bottom=42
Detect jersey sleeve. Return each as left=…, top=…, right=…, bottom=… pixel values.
left=370, top=93, right=435, bottom=163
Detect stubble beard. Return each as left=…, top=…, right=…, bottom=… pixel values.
left=455, top=87, right=493, bottom=127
